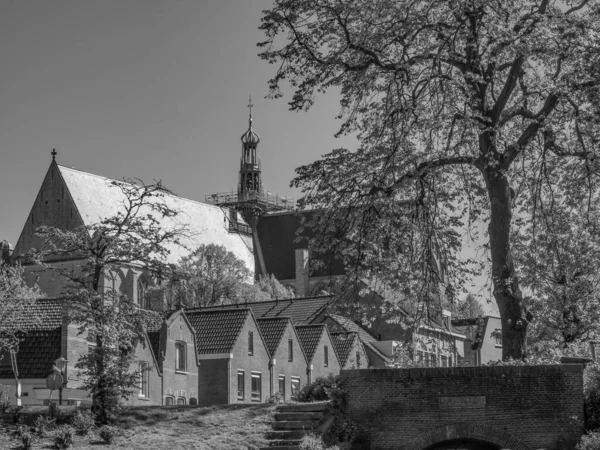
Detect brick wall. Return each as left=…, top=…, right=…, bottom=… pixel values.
left=341, top=365, right=584, bottom=450
left=198, top=358, right=229, bottom=405
left=271, top=322, right=309, bottom=400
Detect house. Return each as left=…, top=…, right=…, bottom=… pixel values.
left=0, top=299, right=199, bottom=407
left=452, top=316, right=503, bottom=366
left=11, top=155, right=254, bottom=301
left=329, top=331, right=368, bottom=370
left=295, top=324, right=341, bottom=383
left=256, top=317, right=308, bottom=400
left=185, top=308, right=270, bottom=405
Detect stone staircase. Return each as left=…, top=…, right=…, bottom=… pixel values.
left=261, top=402, right=332, bottom=450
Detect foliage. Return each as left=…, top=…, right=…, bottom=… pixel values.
left=294, top=374, right=341, bottom=404
left=299, top=433, right=340, bottom=450
left=12, top=406, right=23, bottom=424
left=32, top=178, right=184, bottom=423
left=260, top=0, right=600, bottom=360
left=162, top=244, right=294, bottom=307
left=385, top=343, right=426, bottom=369
left=34, top=415, right=56, bottom=436
left=48, top=402, right=59, bottom=421
left=98, top=425, right=120, bottom=444
left=0, top=385, right=10, bottom=413
left=0, top=263, right=43, bottom=354
left=53, top=425, right=74, bottom=449
left=70, top=410, right=95, bottom=435
left=266, top=392, right=285, bottom=404
left=454, top=294, right=485, bottom=319
left=19, top=428, right=36, bottom=450
left=583, top=362, right=600, bottom=431
left=577, top=430, right=600, bottom=450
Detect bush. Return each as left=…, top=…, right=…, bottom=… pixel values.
left=48, top=402, right=59, bottom=421
left=578, top=430, right=600, bottom=450
left=12, top=406, right=23, bottom=424
left=266, top=392, right=285, bottom=404
left=20, top=430, right=37, bottom=450
left=98, top=425, right=120, bottom=444
left=71, top=410, right=95, bottom=435
left=53, top=425, right=74, bottom=449
left=299, top=433, right=339, bottom=450
left=34, top=415, right=56, bottom=436
left=294, top=374, right=340, bottom=403
left=0, top=386, right=10, bottom=413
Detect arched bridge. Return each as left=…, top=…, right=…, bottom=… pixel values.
left=341, top=365, right=584, bottom=450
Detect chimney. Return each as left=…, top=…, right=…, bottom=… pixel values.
left=1, top=240, right=13, bottom=265
left=295, top=249, right=310, bottom=297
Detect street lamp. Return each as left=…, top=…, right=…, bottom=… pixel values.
left=53, top=357, right=68, bottom=406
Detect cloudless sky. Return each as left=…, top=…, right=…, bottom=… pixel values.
left=0, top=0, right=496, bottom=313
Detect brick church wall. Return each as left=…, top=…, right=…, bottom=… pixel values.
left=341, top=365, right=584, bottom=450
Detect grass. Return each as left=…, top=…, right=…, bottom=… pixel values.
left=0, top=403, right=276, bottom=449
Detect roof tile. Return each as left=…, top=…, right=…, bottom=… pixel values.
left=186, top=309, right=249, bottom=354
left=295, top=324, right=327, bottom=363
left=256, top=317, right=291, bottom=357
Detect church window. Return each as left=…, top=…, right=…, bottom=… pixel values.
left=137, top=279, right=147, bottom=308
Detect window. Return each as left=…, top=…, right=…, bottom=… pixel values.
left=324, top=345, right=329, bottom=367
left=494, top=329, right=502, bottom=347
left=248, top=331, right=254, bottom=355
left=288, top=339, right=293, bottom=362
left=165, top=396, right=174, bottom=406
left=441, top=355, right=448, bottom=367
left=416, top=351, right=423, bottom=364
left=291, top=377, right=300, bottom=397
left=138, top=362, right=149, bottom=398
left=251, top=372, right=261, bottom=402
left=356, top=351, right=361, bottom=368
left=177, top=397, right=186, bottom=405
left=137, top=279, right=146, bottom=308
left=449, top=356, right=453, bottom=367
left=237, top=371, right=245, bottom=400
left=278, top=375, right=286, bottom=399
left=175, top=342, right=186, bottom=372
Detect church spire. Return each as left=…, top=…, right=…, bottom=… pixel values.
left=239, top=96, right=261, bottom=196
left=241, top=95, right=260, bottom=145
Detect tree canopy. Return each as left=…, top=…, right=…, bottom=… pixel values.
left=259, top=0, right=600, bottom=359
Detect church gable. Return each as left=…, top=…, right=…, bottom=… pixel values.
left=13, top=160, right=84, bottom=258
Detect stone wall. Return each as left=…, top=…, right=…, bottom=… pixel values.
left=341, top=365, right=584, bottom=450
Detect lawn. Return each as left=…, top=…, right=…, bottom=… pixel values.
left=0, top=403, right=276, bottom=449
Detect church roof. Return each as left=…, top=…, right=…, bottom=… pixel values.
left=56, top=164, right=254, bottom=269
left=196, top=295, right=332, bottom=325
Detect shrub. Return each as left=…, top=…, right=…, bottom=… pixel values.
left=299, top=433, right=339, bottom=450
left=20, top=430, right=37, bottom=450
left=266, top=392, right=284, bottom=404
left=12, top=406, right=23, bottom=424
left=53, top=425, right=74, bottom=449
left=328, top=417, right=360, bottom=443
left=98, top=425, right=120, bottom=444
left=34, top=415, right=56, bottom=436
left=578, top=430, right=600, bottom=450
left=294, top=374, right=340, bottom=403
left=71, top=410, right=95, bottom=435
left=48, top=402, right=59, bottom=421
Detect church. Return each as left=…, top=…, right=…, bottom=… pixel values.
left=0, top=103, right=465, bottom=406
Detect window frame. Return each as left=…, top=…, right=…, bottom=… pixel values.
left=324, top=345, right=329, bottom=367
left=137, top=278, right=147, bottom=309
left=175, top=341, right=187, bottom=373
left=138, top=361, right=149, bottom=398
left=356, top=351, right=361, bottom=368
left=251, top=372, right=261, bottom=402
left=278, top=374, right=286, bottom=399
left=291, top=377, right=300, bottom=398
left=165, top=396, right=174, bottom=406
left=494, top=329, right=502, bottom=348
left=288, top=339, right=293, bottom=362
left=248, top=331, right=254, bottom=355
left=237, top=370, right=245, bottom=401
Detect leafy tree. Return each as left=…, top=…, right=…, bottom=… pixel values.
left=32, top=179, right=187, bottom=422
left=454, top=294, right=485, bottom=319
left=164, top=244, right=295, bottom=307
left=259, top=0, right=600, bottom=359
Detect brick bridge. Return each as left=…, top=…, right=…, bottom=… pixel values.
left=341, top=365, right=584, bottom=450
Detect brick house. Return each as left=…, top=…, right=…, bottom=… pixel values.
left=452, top=316, right=502, bottom=366
left=329, top=331, right=368, bottom=370
left=295, top=324, right=341, bottom=383
left=185, top=308, right=270, bottom=405
left=256, top=317, right=308, bottom=400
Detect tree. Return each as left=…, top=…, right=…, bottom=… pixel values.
left=259, top=0, right=600, bottom=359
left=454, top=294, right=485, bottom=319
left=163, top=244, right=295, bottom=308
left=33, top=178, right=188, bottom=422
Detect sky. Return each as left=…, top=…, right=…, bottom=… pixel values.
left=0, top=0, right=497, bottom=313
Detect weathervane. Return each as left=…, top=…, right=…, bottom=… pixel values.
left=248, top=95, right=253, bottom=125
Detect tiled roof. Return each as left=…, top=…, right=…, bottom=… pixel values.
left=330, top=331, right=358, bottom=367
left=0, top=298, right=63, bottom=379
left=56, top=164, right=254, bottom=270
left=186, top=308, right=250, bottom=354
left=325, top=314, right=389, bottom=362
left=295, top=324, right=327, bottom=363
left=145, top=312, right=165, bottom=364
left=197, top=296, right=332, bottom=325
left=256, top=317, right=291, bottom=357
left=256, top=211, right=346, bottom=279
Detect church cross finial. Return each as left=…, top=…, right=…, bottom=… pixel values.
left=51, top=149, right=57, bottom=160
left=248, top=95, right=253, bottom=125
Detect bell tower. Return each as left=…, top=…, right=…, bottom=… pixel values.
left=238, top=96, right=262, bottom=200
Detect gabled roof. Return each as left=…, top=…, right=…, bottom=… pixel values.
left=54, top=164, right=254, bottom=269
left=256, top=317, right=291, bottom=357
left=452, top=316, right=492, bottom=350
left=325, top=314, right=389, bottom=363
left=330, top=331, right=359, bottom=367
left=186, top=308, right=251, bottom=354
left=0, top=298, right=63, bottom=379
left=197, top=295, right=332, bottom=325
left=295, top=324, right=332, bottom=363
left=145, top=314, right=164, bottom=365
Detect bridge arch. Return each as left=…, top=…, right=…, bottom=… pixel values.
left=403, top=423, right=532, bottom=450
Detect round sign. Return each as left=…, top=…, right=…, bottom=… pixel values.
left=46, top=372, right=63, bottom=390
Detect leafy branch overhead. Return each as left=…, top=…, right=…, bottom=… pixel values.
left=260, top=0, right=600, bottom=359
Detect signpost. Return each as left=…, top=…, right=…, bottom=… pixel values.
left=45, top=372, right=63, bottom=405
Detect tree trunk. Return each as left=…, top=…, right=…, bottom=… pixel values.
left=485, top=166, right=528, bottom=360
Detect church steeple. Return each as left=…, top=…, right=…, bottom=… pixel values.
left=239, top=96, right=262, bottom=197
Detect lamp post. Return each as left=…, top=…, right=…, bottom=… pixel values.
left=53, top=357, right=68, bottom=406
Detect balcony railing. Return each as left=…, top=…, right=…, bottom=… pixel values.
left=205, top=191, right=296, bottom=210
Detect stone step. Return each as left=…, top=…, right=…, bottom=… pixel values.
left=274, top=412, right=324, bottom=421
left=259, top=446, right=298, bottom=450
left=266, top=430, right=305, bottom=440
left=276, top=402, right=329, bottom=412
left=272, top=419, right=319, bottom=430
left=266, top=439, right=302, bottom=447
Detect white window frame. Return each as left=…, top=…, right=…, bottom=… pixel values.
left=175, top=341, right=187, bottom=372
left=138, top=361, right=149, bottom=398
left=251, top=372, right=261, bottom=402
left=237, top=370, right=245, bottom=401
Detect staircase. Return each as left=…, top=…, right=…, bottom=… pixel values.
left=261, top=402, right=331, bottom=450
